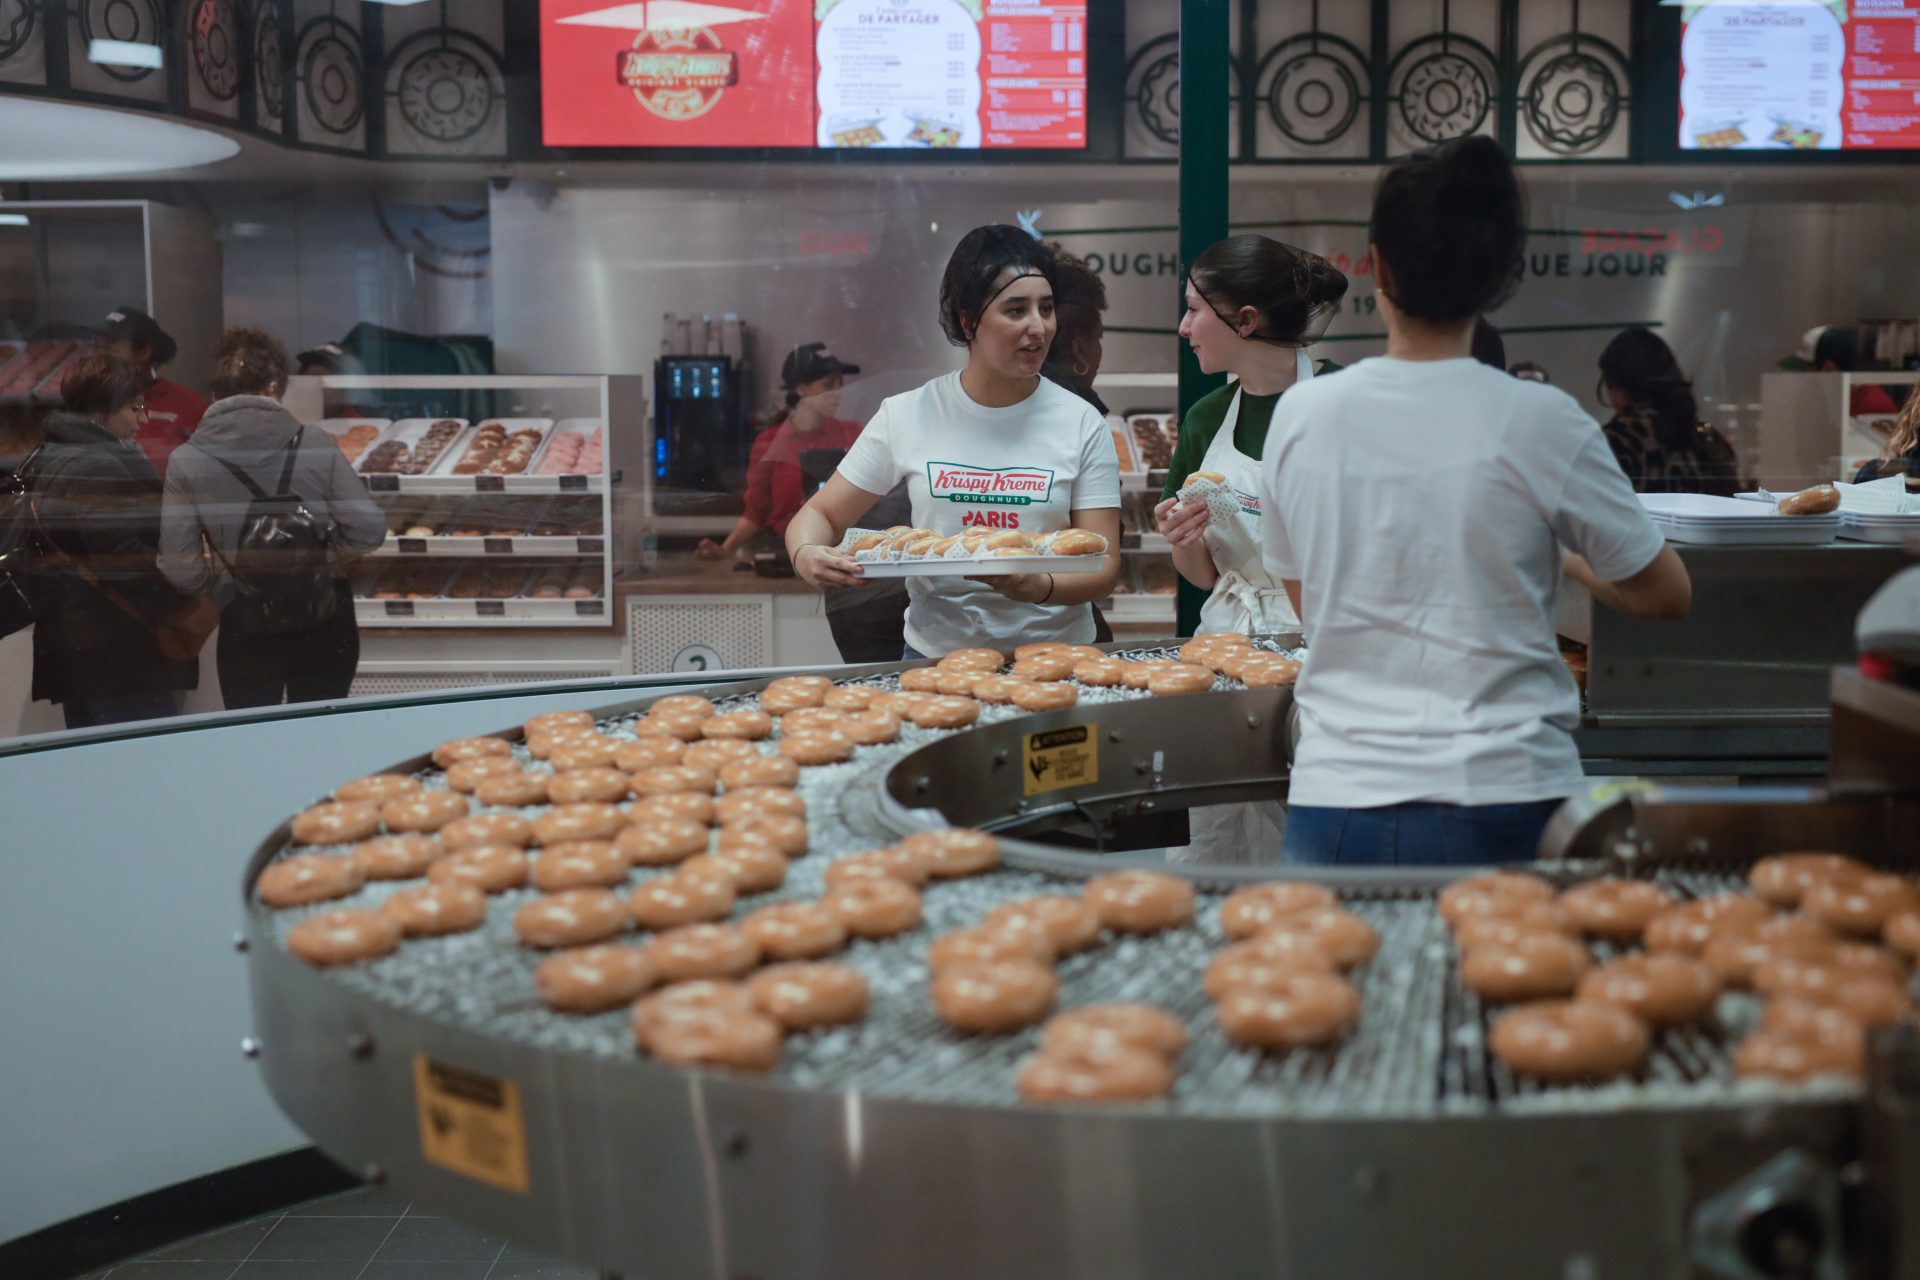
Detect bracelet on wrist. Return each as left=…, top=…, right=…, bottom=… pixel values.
left=1039, top=573, right=1055, bottom=604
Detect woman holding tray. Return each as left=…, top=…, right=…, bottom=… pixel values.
left=784, top=225, right=1122, bottom=659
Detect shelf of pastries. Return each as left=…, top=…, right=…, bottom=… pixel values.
left=370, top=496, right=606, bottom=558
left=351, top=557, right=607, bottom=626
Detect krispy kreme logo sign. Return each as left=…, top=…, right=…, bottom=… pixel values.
left=616, top=27, right=737, bottom=120
left=927, top=462, right=1055, bottom=506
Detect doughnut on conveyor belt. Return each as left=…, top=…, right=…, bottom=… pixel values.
left=256, top=643, right=1846, bottom=1121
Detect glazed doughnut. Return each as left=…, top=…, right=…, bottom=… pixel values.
left=825, top=878, right=922, bottom=938
left=823, top=685, right=878, bottom=711
left=763, top=685, right=829, bottom=715
left=1450, top=900, right=1578, bottom=948
left=779, top=707, right=851, bottom=736
left=1558, top=878, right=1675, bottom=941
left=943, top=647, right=1008, bottom=670
left=532, top=840, right=630, bottom=891
left=526, top=710, right=596, bottom=738
left=643, top=1005, right=782, bottom=1073
left=652, top=694, right=715, bottom=719
left=426, top=845, right=529, bottom=894
left=258, top=854, right=366, bottom=907
left=1042, top=1005, right=1188, bottom=1059
left=1084, top=871, right=1196, bottom=934
left=648, top=923, right=763, bottom=983
left=935, top=668, right=984, bottom=697
left=551, top=739, right=625, bottom=772
left=778, top=730, right=857, bottom=766
left=1219, top=882, right=1338, bottom=939
left=1750, top=852, right=1873, bottom=907
left=1042, top=529, right=1107, bottom=557
left=515, top=889, right=629, bottom=949
left=905, top=697, right=981, bottom=730
left=548, top=767, right=635, bottom=806
left=291, top=801, right=383, bottom=846
left=336, top=773, right=423, bottom=804
left=444, top=757, right=522, bottom=793
left=1644, top=894, right=1775, bottom=954
left=682, top=740, right=759, bottom=773
left=536, top=944, right=656, bottom=1014
left=701, top=710, right=774, bottom=741
left=841, top=710, right=903, bottom=746
left=1012, top=642, right=1068, bottom=661
left=901, top=829, right=1000, bottom=879
left=741, top=902, right=847, bottom=961
left=443, top=811, right=536, bottom=851
left=718, top=755, right=801, bottom=790
left=628, top=870, right=738, bottom=930
left=1010, top=681, right=1079, bottom=712
left=286, top=909, right=403, bottom=967
left=1804, top=872, right=1920, bottom=937
left=1886, top=910, right=1920, bottom=960
left=1460, top=932, right=1593, bottom=1001
left=967, top=675, right=1024, bottom=705
left=1761, top=997, right=1874, bottom=1047
left=683, top=845, right=787, bottom=895
left=931, top=960, right=1058, bottom=1034
left=1489, top=1000, right=1651, bottom=1082
left=1018, top=1043, right=1174, bottom=1104
left=631, top=792, right=717, bottom=827
left=928, top=927, right=1053, bottom=971
left=767, top=675, right=832, bottom=700
left=748, top=962, right=870, bottom=1031
left=1699, top=914, right=1837, bottom=987
left=1214, top=972, right=1361, bottom=1049
left=984, top=896, right=1103, bottom=955
left=351, top=834, right=441, bottom=881
left=1120, top=661, right=1185, bottom=691
left=532, top=804, right=626, bottom=846
left=527, top=728, right=594, bottom=761
left=824, top=845, right=934, bottom=889
left=1258, top=908, right=1380, bottom=970
left=382, top=791, right=472, bottom=835
left=630, top=765, right=718, bottom=798
left=615, top=818, right=710, bottom=867
left=1736, top=1021, right=1864, bottom=1082
left=718, top=815, right=810, bottom=859
left=1755, top=949, right=1911, bottom=1006
left=1576, top=952, right=1722, bottom=1026
left=714, top=787, right=806, bottom=824
left=1010, top=654, right=1076, bottom=683
left=1059, top=645, right=1108, bottom=664
left=1437, top=873, right=1556, bottom=928
left=474, top=771, right=551, bottom=808
left=1072, top=658, right=1130, bottom=687
left=612, top=737, right=687, bottom=772
left=634, top=712, right=708, bottom=743
left=432, top=737, right=512, bottom=769
left=630, top=979, right=755, bottom=1047
left=1203, top=939, right=1337, bottom=999
left=1180, top=635, right=1250, bottom=665
left=898, top=667, right=944, bottom=693
left=1147, top=665, right=1216, bottom=697
left=1237, top=659, right=1304, bottom=689
left=379, top=882, right=487, bottom=937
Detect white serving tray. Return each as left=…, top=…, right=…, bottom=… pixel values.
left=854, top=554, right=1107, bottom=579
left=437, top=418, right=554, bottom=478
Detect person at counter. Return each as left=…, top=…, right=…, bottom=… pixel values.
left=1854, top=384, right=1920, bottom=484
left=1258, top=136, right=1692, bottom=867
left=95, top=306, right=207, bottom=481
left=697, top=343, right=864, bottom=562
left=1597, top=328, right=1739, bottom=497
left=784, top=225, right=1122, bottom=658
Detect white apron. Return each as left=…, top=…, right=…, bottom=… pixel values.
left=1173, top=349, right=1312, bottom=867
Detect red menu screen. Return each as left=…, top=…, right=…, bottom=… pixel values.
left=1680, top=1, right=1920, bottom=151
left=541, top=0, right=1088, bottom=150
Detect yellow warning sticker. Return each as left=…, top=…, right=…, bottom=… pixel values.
left=1023, top=725, right=1098, bottom=796
left=413, top=1055, right=530, bottom=1194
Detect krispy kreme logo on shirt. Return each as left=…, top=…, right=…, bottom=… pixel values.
left=927, top=462, right=1055, bottom=507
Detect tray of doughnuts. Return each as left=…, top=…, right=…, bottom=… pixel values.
left=359, top=419, right=468, bottom=476
left=835, top=526, right=1111, bottom=577
left=446, top=419, right=553, bottom=477
left=318, top=418, right=391, bottom=465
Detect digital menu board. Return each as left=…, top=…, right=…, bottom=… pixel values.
left=1680, top=1, right=1920, bottom=151
left=540, top=0, right=1088, bottom=150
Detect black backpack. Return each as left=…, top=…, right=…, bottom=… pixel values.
left=205, top=428, right=340, bottom=634
left=0, top=445, right=44, bottom=640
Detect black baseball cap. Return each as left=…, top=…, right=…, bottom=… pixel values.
left=96, top=306, right=177, bottom=363
left=295, top=341, right=358, bottom=374
left=781, top=342, right=860, bottom=388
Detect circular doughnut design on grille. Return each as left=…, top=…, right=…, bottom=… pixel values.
left=1520, top=43, right=1623, bottom=156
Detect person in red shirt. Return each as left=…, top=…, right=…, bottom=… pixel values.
left=697, top=342, right=864, bottom=560
left=96, top=306, right=208, bottom=479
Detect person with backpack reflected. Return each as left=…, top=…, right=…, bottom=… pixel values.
left=26, top=352, right=204, bottom=728
left=160, top=328, right=384, bottom=709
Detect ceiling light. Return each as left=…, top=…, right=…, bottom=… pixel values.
left=0, top=213, right=28, bottom=227
left=88, top=39, right=164, bottom=69
left=0, top=99, right=240, bottom=178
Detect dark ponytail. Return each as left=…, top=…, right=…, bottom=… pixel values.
left=1598, top=327, right=1699, bottom=457
left=1189, top=235, right=1347, bottom=346
left=1370, top=135, right=1525, bottom=322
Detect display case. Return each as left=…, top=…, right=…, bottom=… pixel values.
left=283, top=375, right=647, bottom=630
left=1097, top=370, right=1180, bottom=630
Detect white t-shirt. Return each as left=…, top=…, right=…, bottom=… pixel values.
left=836, top=371, right=1121, bottom=655
left=1259, top=357, right=1667, bottom=808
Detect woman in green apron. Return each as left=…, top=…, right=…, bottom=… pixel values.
left=1154, top=236, right=1347, bottom=863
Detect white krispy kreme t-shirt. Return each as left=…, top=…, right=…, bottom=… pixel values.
left=1259, top=356, right=1667, bottom=808
left=836, top=371, right=1121, bottom=656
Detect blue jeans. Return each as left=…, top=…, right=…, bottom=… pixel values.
left=61, top=688, right=181, bottom=730
left=1282, top=800, right=1563, bottom=867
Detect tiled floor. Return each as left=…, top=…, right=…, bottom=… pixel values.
left=72, top=1185, right=595, bottom=1280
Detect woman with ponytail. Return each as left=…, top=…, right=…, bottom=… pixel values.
left=1257, top=135, right=1692, bottom=867
left=1596, top=327, right=1739, bottom=496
